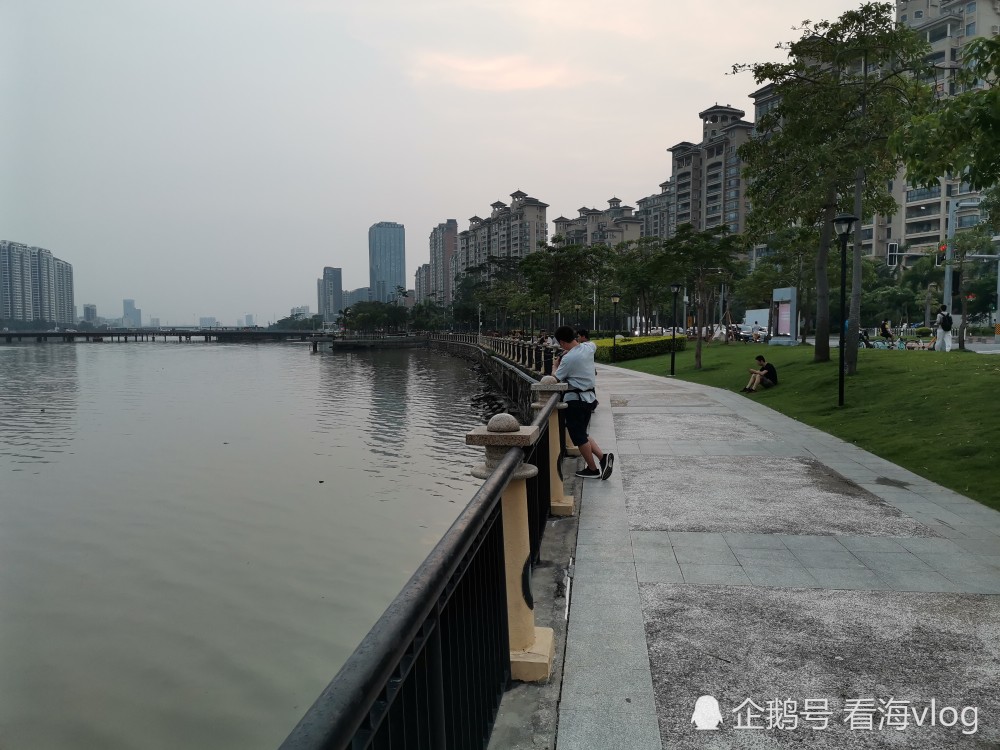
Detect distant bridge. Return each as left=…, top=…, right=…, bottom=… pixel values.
left=1, top=328, right=326, bottom=344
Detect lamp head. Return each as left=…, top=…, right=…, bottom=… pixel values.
left=611, top=293, right=621, bottom=305
left=833, top=213, right=858, bottom=237
left=670, top=283, right=681, bottom=294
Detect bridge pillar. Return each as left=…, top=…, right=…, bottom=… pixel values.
left=531, top=377, right=574, bottom=517
left=467, top=414, right=553, bottom=683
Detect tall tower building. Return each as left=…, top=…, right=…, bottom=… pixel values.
left=317, top=266, right=343, bottom=322
left=83, top=304, right=97, bottom=323
left=123, top=299, right=141, bottom=328
left=0, top=241, right=74, bottom=324
left=428, top=219, right=458, bottom=305
left=369, top=222, right=406, bottom=303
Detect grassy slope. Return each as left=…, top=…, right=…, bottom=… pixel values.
left=617, top=342, right=1000, bottom=511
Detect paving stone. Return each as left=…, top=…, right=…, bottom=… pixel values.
left=673, top=546, right=739, bottom=566
left=557, top=708, right=662, bottom=750
left=791, top=549, right=867, bottom=569
left=874, top=569, right=964, bottom=593
left=805, top=567, right=889, bottom=590
left=731, top=547, right=801, bottom=567
left=666, top=531, right=730, bottom=548
left=635, top=561, right=684, bottom=583
left=953, top=537, right=1000, bottom=556
left=897, top=537, right=968, bottom=555
left=679, top=564, right=752, bottom=586
left=851, top=551, right=933, bottom=571
left=834, top=535, right=907, bottom=552
left=722, top=532, right=787, bottom=549
left=742, top=565, right=819, bottom=588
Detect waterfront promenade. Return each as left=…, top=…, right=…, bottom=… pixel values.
left=552, top=364, right=1000, bottom=748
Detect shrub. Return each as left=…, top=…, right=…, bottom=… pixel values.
left=914, top=327, right=932, bottom=337
left=595, top=335, right=687, bottom=363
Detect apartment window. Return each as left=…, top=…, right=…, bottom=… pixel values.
left=967, top=2, right=976, bottom=13
left=967, top=21, right=976, bottom=35
left=914, top=10, right=923, bottom=18
left=901, top=14, right=907, bottom=22
left=929, top=26, right=949, bottom=43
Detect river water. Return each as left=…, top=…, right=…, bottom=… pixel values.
left=0, top=341, right=494, bottom=750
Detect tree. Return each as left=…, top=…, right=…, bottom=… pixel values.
left=735, top=2, right=931, bottom=366
left=895, top=37, right=1000, bottom=190
left=660, top=225, right=745, bottom=369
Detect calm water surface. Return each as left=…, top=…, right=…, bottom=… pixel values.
left=0, top=342, right=492, bottom=749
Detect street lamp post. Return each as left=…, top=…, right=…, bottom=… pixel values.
left=575, top=303, right=581, bottom=324
left=945, top=198, right=982, bottom=313
left=670, top=283, right=681, bottom=376
left=611, top=293, right=621, bottom=362
left=833, top=214, right=858, bottom=408
left=530, top=308, right=535, bottom=336
left=554, top=308, right=560, bottom=328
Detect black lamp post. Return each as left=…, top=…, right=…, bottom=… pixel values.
left=611, top=293, right=621, bottom=362
left=530, top=308, right=535, bottom=336
left=833, top=213, right=858, bottom=407
left=554, top=307, right=560, bottom=330
left=670, top=283, right=681, bottom=376
left=575, top=303, right=581, bottom=324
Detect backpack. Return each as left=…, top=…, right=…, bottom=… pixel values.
left=940, top=313, right=953, bottom=332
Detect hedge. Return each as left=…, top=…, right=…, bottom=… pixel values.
left=594, top=335, right=687, bottom=363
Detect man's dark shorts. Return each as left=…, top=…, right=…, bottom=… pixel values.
left=760, top=378, right=775, bottom=389
left=564, top=399, right=597, bottom=446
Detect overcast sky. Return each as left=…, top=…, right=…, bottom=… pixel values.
left=3, top=0, right=862, bottom=326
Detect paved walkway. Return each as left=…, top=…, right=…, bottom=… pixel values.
left=556, top=365, right=1000, bottom=749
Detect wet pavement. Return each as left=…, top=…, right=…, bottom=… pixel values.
left=555, top=365, right=1000, bottom=749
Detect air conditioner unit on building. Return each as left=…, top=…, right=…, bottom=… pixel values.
left=992, top=24, right=1000, bottom=35
left=887, top=242, right=899, bottom=267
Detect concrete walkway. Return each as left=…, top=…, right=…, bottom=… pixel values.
left=556, top=365, right=1000, bottom=749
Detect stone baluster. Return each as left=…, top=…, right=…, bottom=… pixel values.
left=466, top=414, right=554, bottom=682
left=531, top=377, right=574, bottom=516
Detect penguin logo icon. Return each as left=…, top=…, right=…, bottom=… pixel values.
left=691, top=695, right=723, bottom=730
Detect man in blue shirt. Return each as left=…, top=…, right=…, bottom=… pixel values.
left=552, top=325, right=614, bottom=479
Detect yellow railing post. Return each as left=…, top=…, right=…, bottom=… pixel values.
left=466, top=414, right=554, bottom=682
left=531, top=377, right=574, bottom=516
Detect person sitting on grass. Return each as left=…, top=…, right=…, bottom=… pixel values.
left=741, top=355, right=777, bottom=393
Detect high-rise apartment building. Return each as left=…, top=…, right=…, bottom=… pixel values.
left=123, top=299, right=142, bottom=328
left=552, top=198, right=643, bottom=247
left=668, top=105, right=754, bottom=234
left=0, top=241, right=75, bottom=324
left=454, top=191, right=548, bottom=291
left=428, top=219, right=458, bottom=304
left=369, top=222, right=406, bottom=303
left=344, top=287, right=372, bottom=308
left=317, top=266, right=344, bottom=322
left=83, top=304, right=97, bottom=323
left=414, top=263, right=431, bottom=302
left=870, top=0, right=1000, bottom=265
left=636, top=180, right=676, bottom=240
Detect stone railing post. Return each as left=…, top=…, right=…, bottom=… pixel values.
left=466, top=414, right=554, bottom=682
left=531, top=377, right=574, bottom=516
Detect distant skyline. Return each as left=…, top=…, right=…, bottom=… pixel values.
left=3, top=0, right=863, bottom=324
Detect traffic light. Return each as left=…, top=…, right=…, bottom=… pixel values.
left=936, top=244, right=946, bottom=266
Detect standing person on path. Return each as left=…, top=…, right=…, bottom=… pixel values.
left=552, top=325, right=614, bottom=480
left=935, top=305, right=953, bottom=352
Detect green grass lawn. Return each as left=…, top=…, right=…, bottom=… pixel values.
left=617, top=342, right=1000, bottom=511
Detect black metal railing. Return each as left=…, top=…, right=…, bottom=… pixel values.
left=280, top=337, right=563, bottom=750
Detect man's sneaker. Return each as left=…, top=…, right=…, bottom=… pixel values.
left=575, top=467, right=601, bottom=479
left=600, top=452, right=615, bottom=480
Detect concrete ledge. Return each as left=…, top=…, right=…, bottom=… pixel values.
left=511, top=626, right=555, bottom=682
left=551, top=495, right=575, bottom=517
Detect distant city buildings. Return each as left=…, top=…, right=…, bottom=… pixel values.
left=454, top=191, right=549, bottom=289
left=317, top=266, right=343, bottom=322
left=0, top=240, right=75, bottom=324
left=83, top=303, right=97, bottom=323
left=123, top=299, right=142, bottom=328
left=369, top=222, right=406, bottom=303
left=414, top=264, right=431, bottom=302
left=199, top=316, right=217, bottom=327
left=245, top=314, right=254, bottom=327
left=552, top=198, right=643, bottom=247
left=428, top=219, right=457, bottom=304
left=148, top=317, right=160, bottom=328
left=290, top=305, right=310, bottom=318
left=343, top=287, right=372, bottom=308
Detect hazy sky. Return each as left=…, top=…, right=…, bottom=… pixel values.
left=3, top=0, right=862, bottom=326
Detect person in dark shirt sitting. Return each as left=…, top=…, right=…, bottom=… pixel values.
left=742, top=355, right=778, bottom=393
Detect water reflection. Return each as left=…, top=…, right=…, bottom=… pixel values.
left=0, top=344, right=78, bottom=464
left=0, top=343, right=491, bottom=750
